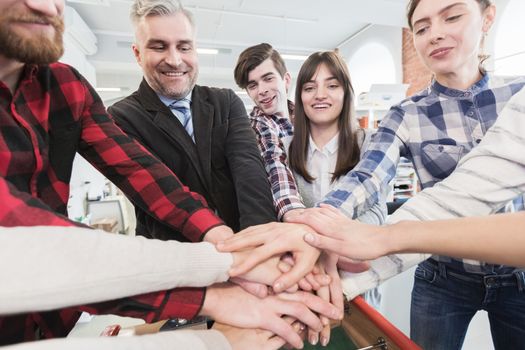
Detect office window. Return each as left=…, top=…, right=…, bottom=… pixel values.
left=494, top=0, right=525, bottom=76
left=347, top=42, right=396, bottom=97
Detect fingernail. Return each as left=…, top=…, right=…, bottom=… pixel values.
left=321, top=336, right=329, bottom=346
left=273, top=282, right=283, bottom=292
left=309, top=334, right=318, bottom=345
left=304, top=233, right=314, bottom=243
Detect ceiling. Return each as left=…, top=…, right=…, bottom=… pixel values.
left=66, top=0, right=408, bottom=103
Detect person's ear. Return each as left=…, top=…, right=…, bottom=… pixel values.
left=132, top=43, right=142, bottom=67
left=284, top=72, right=292, bottom=94
left=482, top=5, right=496, bottom=33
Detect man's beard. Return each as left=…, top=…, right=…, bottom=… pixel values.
left=0, top=9, right=65, bottom=64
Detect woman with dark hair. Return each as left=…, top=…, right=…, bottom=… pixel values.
left=288, top=51, right=386, bottom=221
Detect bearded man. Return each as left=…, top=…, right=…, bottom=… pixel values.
left=0, top=0, right=240, bottom=344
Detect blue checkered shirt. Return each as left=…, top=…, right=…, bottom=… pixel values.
left=322, top=74, right=525, bottom=273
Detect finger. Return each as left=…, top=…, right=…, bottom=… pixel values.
left=304, top=232, right=347, bottom=255
left=274, top=299, right=323, bottom=333
left=308, top=327, right=319, bottom=346
left=325, top=257, right=345, bottom=315
left=273, top=254, right=316, bottom=293
left=316, top=284, right=331, bottom=326
left=264, top=316, right=304, bottom=349
left=229, top=244, right=285, bottom=277
left=298, top=278, right=313, bottom=292
left=313, top=273, right=331, bottom=286
left=278, top=260, right=292, bottom=273
left=277, top=291, right=342, bottom=321
left=285, top=284, right=299, bottom=293
left=216, top=232, right=267, bottom=252
left=319, top=323, right=331, bottom=347
left=230, top=277, right=268, bottom=298
left=305, top=273, right=321, bottom=290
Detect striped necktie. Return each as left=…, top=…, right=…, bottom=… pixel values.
left=169, top=99, right=194, bottom=141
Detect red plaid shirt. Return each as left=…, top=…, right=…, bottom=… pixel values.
left=0, top=63, right=223, bottom=344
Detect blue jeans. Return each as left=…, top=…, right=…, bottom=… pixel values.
left=410, top=259, right=525, bottom=350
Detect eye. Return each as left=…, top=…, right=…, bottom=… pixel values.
left=179, top=44, right=193, bottom=52
left=303, top=86, right=315, bottom=92
left=414, top=26, right=428, bottom=36
left=446, top=14, right=463, bottom=22
left=328, top=83, right=340, bottom=89
left=149, top=45, right=165, bottom=51
left=247, top=83, right=257, bottom=91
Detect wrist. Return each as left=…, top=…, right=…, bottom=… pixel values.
left=383, top=221, right=410, bottom=255
left=199, top=285, right=219, bottom=318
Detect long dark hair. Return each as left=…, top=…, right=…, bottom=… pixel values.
left=289, top=51, right=360, bottom=183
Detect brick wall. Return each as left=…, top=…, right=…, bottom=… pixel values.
left=402, top=28, right=433, bottom=96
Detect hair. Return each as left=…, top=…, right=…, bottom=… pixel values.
left=130, top=0, right=195, bottom=29
left=234, top=43, right=288, bottom=89
left=406, top=0, right=493, bottom=72
left=289, top=51, right=361, bottom=183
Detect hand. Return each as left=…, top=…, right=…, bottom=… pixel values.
left=289, top=205, right=388, bottom=261
left=204, top=225, right=234, bottom=244
left=282, top=208, right=305, bottom=222
left=217, top=222, right=321, bottom=293
left=213, top=318, right=301, bottom=350
left=200, top=283, right=343, bottom=349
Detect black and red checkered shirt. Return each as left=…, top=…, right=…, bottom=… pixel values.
left=0, top=62, right=224, bottom=344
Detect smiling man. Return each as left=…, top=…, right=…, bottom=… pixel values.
left=234, top=43, right=306, bottom=221
left=109, top=0, right=276, bottom=242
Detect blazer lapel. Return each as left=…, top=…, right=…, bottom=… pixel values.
left=191, top=86, right=213, bottom=187
left=137, top=80, right=204, bottom=182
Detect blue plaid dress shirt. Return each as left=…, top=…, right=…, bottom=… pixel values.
left=321, top=74, right=525, bottom=273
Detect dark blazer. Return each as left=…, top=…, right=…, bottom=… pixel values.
left=109, top=80, right=276, bottom=241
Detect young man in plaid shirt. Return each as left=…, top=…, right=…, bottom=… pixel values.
left=234, top=43, right=306, bottom=222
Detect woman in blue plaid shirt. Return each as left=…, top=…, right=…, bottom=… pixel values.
left=311, top=0, right=525, bottom=348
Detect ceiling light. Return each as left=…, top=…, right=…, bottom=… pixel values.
left=281, top=54, right=309, bottom=61
left=197, top=48, right=219, bottom=55
left=66, top=0, right=110, bottom=6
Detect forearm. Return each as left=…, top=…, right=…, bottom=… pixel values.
left=388, top=212, right=525, bottom=267
left=0, top=226, right=232, bottom=314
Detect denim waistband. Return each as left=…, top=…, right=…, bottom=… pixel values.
left=421, top=259, right=525, bottom=292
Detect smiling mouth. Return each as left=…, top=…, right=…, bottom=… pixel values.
left=430, top=47, right=452, bottom=58
left=259, top=96, right=276, bottom=105
left=162, top=71, right=187, bottom=77
left=312, top=103, right=331, bottom=110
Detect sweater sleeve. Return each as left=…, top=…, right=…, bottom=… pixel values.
left=0, top=226, right=232, bottom=315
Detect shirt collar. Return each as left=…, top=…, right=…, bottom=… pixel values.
left=308, top=133, right=339, bottom=156
left=157, top=90, right=193, bottom=108
left=250, top=99, right=295, bottom=122
left=430, top=74, right=490, bottom=98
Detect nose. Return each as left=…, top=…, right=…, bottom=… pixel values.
left=429, top=23, right=445, bottom=44
left=257, top=82, right=269, bottom=96
left=25, top=0, right=64, bottom=17
left=165, top=47, right=183, bottom=66
left=315, top=86, right=327, bottom=100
